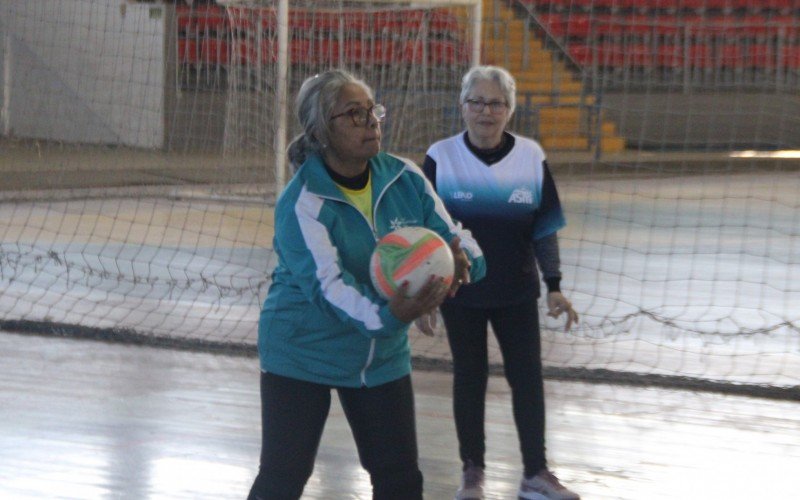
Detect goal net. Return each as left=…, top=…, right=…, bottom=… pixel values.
left=0, top=0, right=798, bottom=397
left=0, top=0, right=476, bottom=347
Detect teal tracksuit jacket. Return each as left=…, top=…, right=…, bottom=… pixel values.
left=259, top=151, right=486, bottom=387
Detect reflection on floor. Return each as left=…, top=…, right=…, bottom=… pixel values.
left=1, top=331, right=799, bottom=500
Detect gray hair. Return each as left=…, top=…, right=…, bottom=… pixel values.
left=459, top=65, right=516, bottom=116
left=286, top=69, right=373, bottom=171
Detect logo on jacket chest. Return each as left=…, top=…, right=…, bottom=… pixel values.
left=452, top=191, right=474, bottom=201
left=389, top=217, right=417, bottom=230
left=508, top=187, right=533, bottom=204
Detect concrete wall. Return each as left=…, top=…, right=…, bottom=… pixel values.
left=0, top=0, right=164, bottom=148
left=165, top=89, right=227, bottom=153
left=602, top=91, right=800, bottom=151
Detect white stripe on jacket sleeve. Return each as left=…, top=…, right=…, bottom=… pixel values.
left=294, top=186, right=385, bottom=332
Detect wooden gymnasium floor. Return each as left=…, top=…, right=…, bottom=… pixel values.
left=2, top=330, right=799, bottom=500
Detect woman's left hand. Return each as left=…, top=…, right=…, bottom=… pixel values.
left=448, top=236, right=471, bottom=297
left=546, top=292, right=579, bottom=332
left=389, top=277, right=450, bottom=325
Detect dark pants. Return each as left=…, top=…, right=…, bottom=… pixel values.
left=440, top=300, right=546, bottom=478
left=247, top=372, right=423, bottom=500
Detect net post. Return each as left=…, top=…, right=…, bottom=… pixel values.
left=273, top=0, right=288, bottom=190
left=2, top=29, right=11, bottom=135
left=471, top=0, right=482, bottom=67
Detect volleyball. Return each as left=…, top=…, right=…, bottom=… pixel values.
left=370, top=226, right=455, bottom=300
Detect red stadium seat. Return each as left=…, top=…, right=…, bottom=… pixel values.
left=609, top=0, right=681, bottom=11
left=342, top=11, right=370, bottom=33
left=544, top=0, right=595, bottom=11
left=427, top=40, right=453, bottom=64
left=625, top=43, right=657, bottom=67
left=698, top=0, right=734, bottom=9
left=717, top=44, right=743, bottom=68
left=765, top=0, right=798, bottom=12
left=372, top=10, right=424, bottom=35
left=527, top=0, right=592, bottom=12
left=568, top=44, right=594, bottom=66
left=766, top=16, right=800, bottom=38
left=577, top=44, right=626, bottom=67
left=780, top=46, right=800, bottom=68
left=587, top=0, right=617, bottom=9
left=735, top=0, right=761, bottom=8
left=739, top=15, right=771, bottom=36
left=371, top=40, right=395, bottom=65
left=747, top=44, right=776, bottom=68
left=592, top=15, right=653, bottom=38
left=317, top=40, right=343, bottom=65
left=256, top=9, right=277, bottom=33
left=595, top=15, right=628, bottom=38
left=194, top=5, right=227, bottom=36
left=736, top=0, right=799, bottom=13
left=705, top=16, right=741, bottom=36
left=594, top=15, right=626, bottom=37
left=572, top=43, right=662, bottom=69
left=599, top=44, right=627, bottom=66
left=400, top=40, right=425, bottom=64
left=537, top=13, right=566, bottom=38
left=652, top=0, right=683, bottom=9
left=200, top=38, right=229, bottom=66
left=652, top=19, right=683, bottom=38
left=657, top=44, right=685, bottom=68
left=428, top=10, right=461, bottom=38
left=688, top=43, right=715, bottom=69
left=564, top=14, right=593, bottom=39
left=177, top=38, right=199, bottom=66
left=263, top=39, right=280, bottom=64
left=680, top=0, right=707, bottom=11
left=226, top=13, right=255, bottom=34
left=289, top=11, right=339, bottom=32
left=369, top=40, right=424, bottom=66
left=232, top=39, right=256, bottom=65
left=687, top=19, right=737, bottom=40
left=176, top=5, right=194, bottom=36
left=624, top=15, right=657, bottom=37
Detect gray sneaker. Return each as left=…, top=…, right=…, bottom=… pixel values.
left=454, top=462, right=484, bottom=500
left=518, top=469, right=580, bottom=500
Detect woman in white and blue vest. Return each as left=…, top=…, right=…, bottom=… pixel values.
left=247, top=69, right=485, bottom=500
left=422, top=66, right=580, bottom=500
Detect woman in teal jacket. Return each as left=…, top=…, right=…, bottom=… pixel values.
left=248, top=69, right=485, bottom=500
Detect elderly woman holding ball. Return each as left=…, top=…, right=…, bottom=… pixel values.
left=247, top=69, right=485, bottom=500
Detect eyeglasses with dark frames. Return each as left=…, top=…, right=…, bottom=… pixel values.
left=330, top=104, right=387, bottom=127
left=464, top=99, right=509, bottom=114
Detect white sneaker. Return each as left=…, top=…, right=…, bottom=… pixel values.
left=518, top=469, right=580, bottom=500
left=454, top=462, right=484, bottom=500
